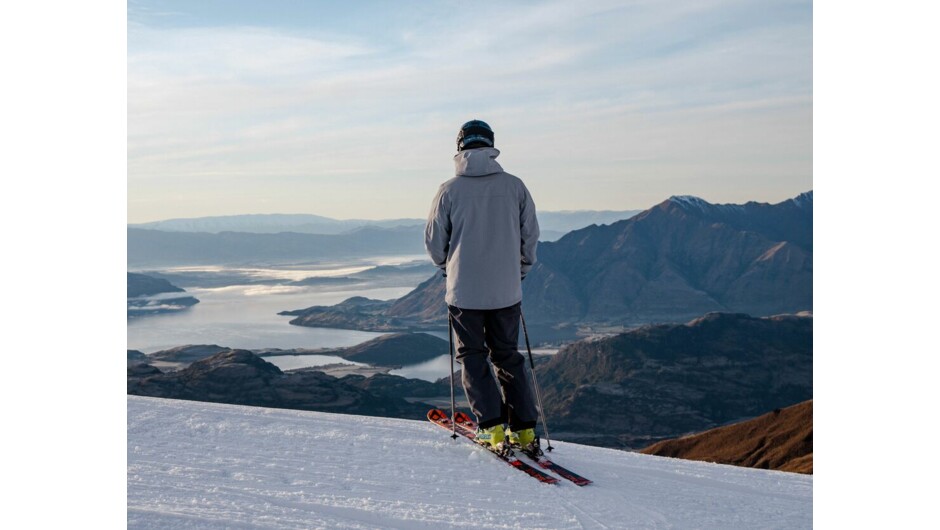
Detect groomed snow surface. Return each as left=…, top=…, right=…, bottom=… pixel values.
left=128, top=396, right=812, bottom=529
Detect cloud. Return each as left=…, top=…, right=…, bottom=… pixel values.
left=128, top=303, right=188, bottom=311
left=241, top=285, right=306, bottom=296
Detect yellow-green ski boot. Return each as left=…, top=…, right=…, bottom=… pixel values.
left=474, top=424, right=506, bottom=450
left=507, top=427, right=537, bottom=451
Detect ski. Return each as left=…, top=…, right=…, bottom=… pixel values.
left=427, top=409, right=559, bottom=485
left=516, top=448, right=593, bottom=486
left=453, top=411, right=592, bottom=487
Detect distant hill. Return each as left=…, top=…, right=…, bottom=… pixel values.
left=322, top=333, right=448, bottom=366
left=127, top=349, right=148, bottom=364
left=129, top=210, right=639, bottom=238
left=127, top=273, right=199, bottom=317
left=138, top=334, right=448, bottom=369
left=127, top=225, right=425, bottom=267
left=280, top=297, right=409, bottom=332
left=641, top=400, right=813, bottom=474
left=127, top=272, right=184, bottom=297
left=130, top=213, right=424, bottom=235
left=286, top=192, right=813, bottom=331
left=127, top=209, right=646, bottom=267
left=148, top=344, right=231, bottom=363
left=535, top=312, right=813, bottom=449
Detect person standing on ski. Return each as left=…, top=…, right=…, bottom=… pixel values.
left=424, top=119, right=541, bottom=451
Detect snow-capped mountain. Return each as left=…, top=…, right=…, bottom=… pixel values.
left=128, top=396, right=812, bottom=529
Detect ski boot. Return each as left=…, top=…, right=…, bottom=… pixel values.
left=474, top=424, right=508, bottom=454
left=507, top=427, right=541, bottom=455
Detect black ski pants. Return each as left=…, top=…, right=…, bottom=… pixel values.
left=448, top=302, right=538, bottom=431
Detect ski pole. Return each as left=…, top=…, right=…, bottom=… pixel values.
left=447, top=312, right=458, bottom=440
left=520, top=309, right=553, bottom=452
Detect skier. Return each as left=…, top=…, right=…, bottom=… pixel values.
left=424, top=119, right=541, bottom=452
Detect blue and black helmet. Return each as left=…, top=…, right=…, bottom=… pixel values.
left=457, top=119, right=495, bottom=151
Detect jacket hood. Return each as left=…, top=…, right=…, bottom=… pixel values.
left=454, top=147, right=503, bottom=177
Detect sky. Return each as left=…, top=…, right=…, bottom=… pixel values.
left=127, top=0, right=812, bottom=223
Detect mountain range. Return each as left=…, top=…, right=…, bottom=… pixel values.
left=128, top=210, right=640, bottom=240
left=127, top=225, right=425, bottom=267
left=130, top=213, right=423, bottom=235
left=127, top=209, right=645, bottom=267
left=286, top=192, right=813, bottom=330
left=522, top=192, right=812, bottom=324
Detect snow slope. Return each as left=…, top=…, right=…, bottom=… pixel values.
left=128, top=396, right=812, bottom=529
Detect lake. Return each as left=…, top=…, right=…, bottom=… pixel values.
left=128, top=257, right=558, bottom=382
left=128, top=256, right=426, bottom=352
left=127, top=282, right=411, bottom=352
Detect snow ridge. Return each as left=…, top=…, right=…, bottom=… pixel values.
left=668, top=192, right=814, bottom=215
left=128, top=396, right=812, bottom=529
left=668, top=195, right=711, bottom=213
left=667, top=195, right=745, bottom=215
left=790, top=190, right=814, bottom=208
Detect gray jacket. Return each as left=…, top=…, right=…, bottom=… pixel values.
left=425, top=147, right=539, bottom=310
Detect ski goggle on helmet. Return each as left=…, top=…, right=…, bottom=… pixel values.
left=457, top=120, right=494, bottom=151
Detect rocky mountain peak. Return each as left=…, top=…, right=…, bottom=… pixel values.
left=667, top=195, right=713, bottom=213
left=789, top=191, right=813, bottom=209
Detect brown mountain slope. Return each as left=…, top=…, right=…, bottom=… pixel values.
left=640, top=400, right=813, bottom=474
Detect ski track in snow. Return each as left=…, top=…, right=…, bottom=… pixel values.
left=128, top=396, right=812, bottom=529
